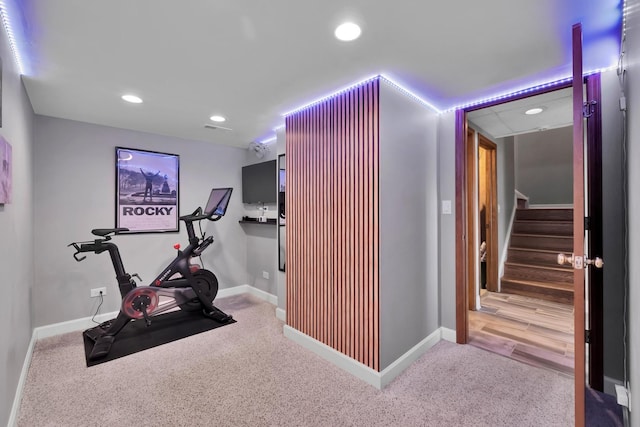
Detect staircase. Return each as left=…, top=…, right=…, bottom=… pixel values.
left=501, top=208, right=574, bottom=304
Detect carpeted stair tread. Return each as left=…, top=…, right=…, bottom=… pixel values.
left=501, top=279, right=574, bottom=304
left=515, top=208, right=573, bottom=221
left=503, top=262, right=574, bottom=283
left=504, top=261, right=572, bottom=273
left=512, top=220, right=573, bottom=236
left=502, top=207, right=574, bottom=304
left=500, top=277, right=574, bottom=291
left=511, top=233, right=573, bottom=239
left=508, top=247, right=569, bottom=254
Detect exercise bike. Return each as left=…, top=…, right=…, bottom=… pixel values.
left=69, top=187, right=234, bottom=361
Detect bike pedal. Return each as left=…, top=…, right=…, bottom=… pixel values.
left=89, top=335, right=115, bottom=360
left=84, top=325, right=106, bottom=342
left=204, top=308, right=233, bottom=323
left=99, top=319, right=114, bottom=330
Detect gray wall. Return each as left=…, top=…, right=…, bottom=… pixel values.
left=625, top=0, right=640, bottom=421
left=33, top=116, right=249, bottom=327
left=241, top=146, right=278, bottom=296
left=437, top=111, right=457, bottom=330
left=0, top=37, right=36, bottom=427
left=515, top=126, right=573, bottom=205
left=379, top=83, right=439, bottom=369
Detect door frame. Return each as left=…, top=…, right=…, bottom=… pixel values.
left=478, top=134, right=499, bottom=293
left=454, top=71, right=604, bottom=425
left=464, top=129, right=499, bottom=312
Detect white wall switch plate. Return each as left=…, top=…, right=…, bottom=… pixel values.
left=442, top=200, right=452, bottom=215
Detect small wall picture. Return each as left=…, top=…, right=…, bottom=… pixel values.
left=116, top=147, right=179, bottom=233
left=0, top=56, right=3, bottom=128
left=0, top=136, right=11, bottom=204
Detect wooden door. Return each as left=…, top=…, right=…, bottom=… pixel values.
left=569, top=23, right=605, bottom=426
left=571, top=22, right=586, bottom=427
left=478, top=135, right=498, bottom=292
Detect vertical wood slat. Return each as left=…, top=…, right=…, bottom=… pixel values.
left=285, top=79, right=380, bottom=370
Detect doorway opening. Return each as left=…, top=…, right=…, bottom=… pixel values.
left=461, top=87, right=577, bottom=376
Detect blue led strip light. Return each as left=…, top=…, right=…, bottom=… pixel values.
left=378, top=75, right=441, bottom=113
left=257, top=135, right=277, bottom=145
left=443, top=65, right=617, bottom=113
left=282, top=74, right=442, bottom=117
left=282, top=74, right=380, bottom=117
left=444, top=76, right=573, bottom=112
left=0, top=1, right=24, bottom=75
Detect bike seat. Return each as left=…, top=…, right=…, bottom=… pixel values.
left=91, top=228, right=129, bottom=237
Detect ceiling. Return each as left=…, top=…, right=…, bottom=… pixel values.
left=12, top=0, right=622, bottom=149
left=467, top=87, right=573, bottom=139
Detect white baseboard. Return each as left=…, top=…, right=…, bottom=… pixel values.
left=218, top=284, right=278, bottom=306
left=7, top=331, right=37, bottom=427
left=32, top=285, right=275, bottom=341
left=378, top=328, right=443, bottom=388
left=284, top=325, right=448, bottom=389
left=441, top=327, right=456, bottom=343
left=217, top=284, right=251, bottom=298
left=33, top=311, right=120, bottom=340
left=275, top=308, right=286, bottom=322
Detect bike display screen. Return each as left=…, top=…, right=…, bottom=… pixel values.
left=204, top=188, right=233, bottom=217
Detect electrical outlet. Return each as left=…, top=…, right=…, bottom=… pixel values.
left=262, top=271, right=270, bottom=280
left=90, top=287, right=107, bottom=298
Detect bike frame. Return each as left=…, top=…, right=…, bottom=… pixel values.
left=70, top=189, right=233, bottom=361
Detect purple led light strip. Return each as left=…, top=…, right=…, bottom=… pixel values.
left=0, top=1, right=25, bottom=74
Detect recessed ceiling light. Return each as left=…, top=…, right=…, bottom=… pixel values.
left=525, top=107, right=544, bottom=115
left=210, top=115, right=226, bottom=122
left=335, top=22, right=361, bottom=41
left=121, top=94, right=143, bottom=104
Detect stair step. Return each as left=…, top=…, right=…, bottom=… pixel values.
left=503, top=262, right=573, bottom=284
left=512, top=220, right=573, bottom=236
left=507, top=248, right=573, bottom=269
left=515, top=208, right=573, bottom=222
left=510, top=234, right=573, bottom=252
left=501, top=278, right=574, bottom=304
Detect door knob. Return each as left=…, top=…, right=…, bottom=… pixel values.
left=557, top=253, right=574, bottom=266
left=557, top=253, right=603, bottom=269
left=585, top=257, right=604, bottom=269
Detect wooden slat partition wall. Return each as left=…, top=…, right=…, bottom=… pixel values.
left=285, top=79, right=380, bottom=371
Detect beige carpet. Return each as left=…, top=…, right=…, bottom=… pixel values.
left=17, top=294, right=574, bottom=426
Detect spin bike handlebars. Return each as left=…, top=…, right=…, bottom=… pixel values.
left=68, top=205, right=219, bottom=262
left=179, top=206, right=222, bottom=223
left=68, top=228, right=129, bottom=262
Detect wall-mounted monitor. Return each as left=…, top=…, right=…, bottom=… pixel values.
left=242, top=160, right=277, bottom=204
left=204, top=187, right=233, bottom=217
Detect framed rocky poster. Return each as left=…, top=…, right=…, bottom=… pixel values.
left=115, top=147, right=179, bottom=233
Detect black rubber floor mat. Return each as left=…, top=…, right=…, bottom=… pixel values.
left=83, top=309, right=235, bottom=367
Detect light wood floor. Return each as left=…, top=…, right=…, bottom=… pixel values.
left=468, top=290, right=574, bottom=376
